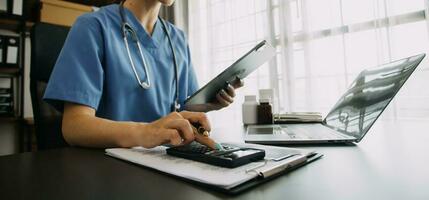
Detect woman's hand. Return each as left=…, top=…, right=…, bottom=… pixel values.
left=62, top=103, right=216, bottom=149
left=138, top=111, right=215, bottom=148
left=211, top=78, right=244, bottom=110
left=185, top=77, right=244, bottom=112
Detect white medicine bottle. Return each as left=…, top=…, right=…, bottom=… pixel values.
left=242, top=95, right=258, bottom=125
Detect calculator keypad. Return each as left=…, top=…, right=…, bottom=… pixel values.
left=166, top=141, right=266, bottom=168
left=172, top=142, right=238, bottom=155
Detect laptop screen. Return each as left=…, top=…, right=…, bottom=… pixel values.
left=324, top=54, right=425, bottom=141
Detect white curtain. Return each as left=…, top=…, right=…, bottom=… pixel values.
left=186, top=0, right=429, bottom=125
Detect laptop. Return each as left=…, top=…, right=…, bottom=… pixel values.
left=245, top=54, right=426, bottom=144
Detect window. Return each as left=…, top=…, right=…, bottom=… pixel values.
left=188, top=0, right=429, bottom=124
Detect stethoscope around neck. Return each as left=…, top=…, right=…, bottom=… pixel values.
left=119, top=1, right=181, bottom=112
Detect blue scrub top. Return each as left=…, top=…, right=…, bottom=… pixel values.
left=44, top=4, right=199, bottom=122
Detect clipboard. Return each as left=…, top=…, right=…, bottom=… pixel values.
left=106, top=143, right=322, bottom=195
left=215, top=153, right=321, bottom=194
left=184, top=40, right=276, bottom=106
left=169, top=151, right=322, bottom=195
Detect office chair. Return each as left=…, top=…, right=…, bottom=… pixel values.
left=30, top=23, right=70, bottom=150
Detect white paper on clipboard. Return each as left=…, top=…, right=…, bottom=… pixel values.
left=105, top=143, right=316, bottom=190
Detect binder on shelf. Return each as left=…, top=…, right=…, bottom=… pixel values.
left=0, top=36, right=4, bottom=65
left=0, top=104, right=13, bottom=116
left=0, top=0, right=23, bottom=16
left=0, top=0, right=7, bottom=13
left=4, top=36, right=19, bottom=67
left=0, top=96, right=12, bottom=104
left=11, top=0, right=22, bottom=16
left=0, top=88, right=11, bottom=95
left=0, top=76, right=14, bottom=116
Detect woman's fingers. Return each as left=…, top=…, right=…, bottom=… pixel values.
left=163, top=118, right=217, bottom=149
left=194, top=132, right=217, bottom=150
left=165, top=117, right=218, bottom=149
left=226, top=84, right=236, bottom=97
left=217, top=80, right=240, bottom=107
left=159, top=111, right=220, bottom=150
left=179, top=111, right=211, bottom=132
left=166, top=111, right=184, bottom=120
left=161, top=129, right=182, bottom=146
left=216, top=93, right=230, bottom=107
left=165, top=119, right=195, bottom=145
left=219, top=89, right=234, bottom=103
left=231, top=77, right=244, bottom=89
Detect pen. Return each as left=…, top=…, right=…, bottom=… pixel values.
left=191, top=124, right=224, bottom=151
left=191, top=123, right=210, bottom=137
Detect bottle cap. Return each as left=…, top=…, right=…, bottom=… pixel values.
left=244, top=95, right=257, bottom=102
left=259, top=98, right=271, bottom=103
left=259, top=89, right=274, bottom=102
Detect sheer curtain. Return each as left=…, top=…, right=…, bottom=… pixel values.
left=186, top=0, right=429, bottom=125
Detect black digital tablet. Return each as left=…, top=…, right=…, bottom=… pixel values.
left=184, top=40, right=276, bottom=107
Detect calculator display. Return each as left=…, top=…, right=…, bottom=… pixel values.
left=222, top=149, right=262, bottom=159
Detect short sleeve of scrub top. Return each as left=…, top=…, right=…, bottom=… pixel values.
left=44, top=5, right=199, bottom=122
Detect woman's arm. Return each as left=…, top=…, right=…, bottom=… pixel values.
left=62, top=103, right=212, bottom=148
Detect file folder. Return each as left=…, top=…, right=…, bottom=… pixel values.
left=0, top=96, right=11, bottom=104
left=12, top=0, right=22, bottom=16
left=5, top=36, right=19, bottom=67
left=0, top=36, right=4, bottom=65
left=0, top=88, right=11, bottom=95
left=0, top=0, right=7, bottom=13
left=0, top=104, right=13, bottom=115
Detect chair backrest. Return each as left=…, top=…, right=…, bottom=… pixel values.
left=30, top=22, right=70, bottom=150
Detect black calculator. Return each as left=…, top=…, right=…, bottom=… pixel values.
left=166, top=142, right=265, bottom=168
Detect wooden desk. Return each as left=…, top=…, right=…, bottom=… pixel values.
left=1, top=119, right=428, bottom=200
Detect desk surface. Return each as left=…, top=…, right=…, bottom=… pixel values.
left=1, top=119, right=429, bottom=200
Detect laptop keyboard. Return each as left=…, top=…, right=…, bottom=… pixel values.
left=279, top=124, right=351, bottom=140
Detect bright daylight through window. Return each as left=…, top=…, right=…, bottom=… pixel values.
left=187, top=0, right=429, bottom=125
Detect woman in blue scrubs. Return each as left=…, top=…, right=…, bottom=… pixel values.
left=44, top=0, right=242, bottom=149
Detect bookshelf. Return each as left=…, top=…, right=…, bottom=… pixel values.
left=0, top=13, right=26, bottom=120
left=0, top=0, right=115, bottom=153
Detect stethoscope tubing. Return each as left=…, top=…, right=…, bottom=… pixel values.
left=119, top=1, right=181, bottom=111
